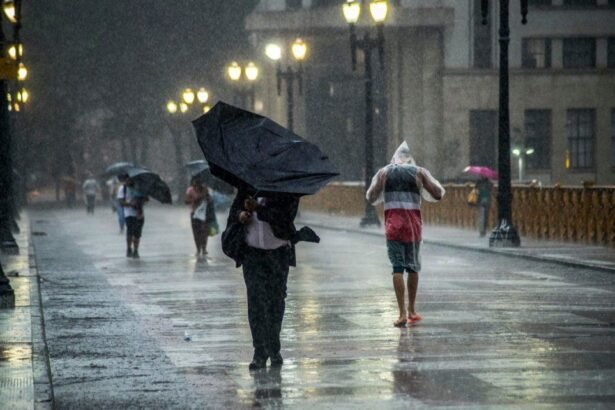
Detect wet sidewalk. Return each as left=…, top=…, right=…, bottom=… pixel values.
left=298, top=211, right=615, bottom=273
left=0, top=214, right=53, bottom=410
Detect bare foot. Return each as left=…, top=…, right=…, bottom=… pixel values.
left=393, top=317, right=407, bottom=327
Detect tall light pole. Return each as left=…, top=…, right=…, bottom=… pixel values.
left=343, top=0, right=388, bottom=227
left=0, top=0, right=24, bottom=307
left=265, top=39, right=307, bottom=132
left=481, top=0, right=528, bottom=247
left=226, top=61, right=259, bottom=110
left=165, top=87, right=211, bottom=200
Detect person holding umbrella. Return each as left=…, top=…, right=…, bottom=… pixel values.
left=185, top=177, right=217, bottom=259
left=464, top=166, right=497, bottom=237
left=193, top=102, right=337, bottom=370
left=366, top=142, right=445, bottom=328
left=117, top=175, right=148, bottom=258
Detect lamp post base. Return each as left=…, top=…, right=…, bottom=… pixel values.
left=489, top=219, right=521, bottom=248
left=360, top=206, right=381, bottom=227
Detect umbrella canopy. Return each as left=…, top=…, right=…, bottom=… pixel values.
left=126, top=167, right=172, bottom=204
left=185, top=160, right=235, bottom=194
left=192, top=102, right=339, bottom=196
left=464, top=166, right=498, bottom=180
left=104, top=162, right=134, bottom=177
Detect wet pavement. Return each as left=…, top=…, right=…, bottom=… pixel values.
left=14, top=206, right=615, bottom=408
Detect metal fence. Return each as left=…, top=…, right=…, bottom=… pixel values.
left=301, top=182, right=615, bottom=247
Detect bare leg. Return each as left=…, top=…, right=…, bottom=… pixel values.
left=393, top=273, right=406, bottom=326
left=407, top=272, right=419, bottom=316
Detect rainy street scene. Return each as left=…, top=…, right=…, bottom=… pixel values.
left=1, top=1, right=615, bottom=409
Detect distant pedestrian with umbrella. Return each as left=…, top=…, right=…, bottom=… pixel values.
left=185, top=177, right=218, bottom=259
left=464, top=166, right=496, bottom=237
left=193, top=102, right=337, bottom=370
left=367, top=142, right=445, bottom=328
left=118, top=176, right=147, bottom=258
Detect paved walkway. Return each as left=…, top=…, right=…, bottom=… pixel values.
left=298, top=211, right=615, bottom=273
left=2, top=206, right=615, bottom=408
left=0, top=213, right=53, bottom=410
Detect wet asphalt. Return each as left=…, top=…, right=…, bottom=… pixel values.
left=29, top=206, right=615, bottom=409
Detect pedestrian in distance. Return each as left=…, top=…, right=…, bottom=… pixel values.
left=118, top=176, right=148, bottom=258
left=108, top=175, right=126, bottom=233
left=366, top=142, right=445, bottom=328
left=222, top=190, right=319, bottom=370
left=475, top=177, right=493, bottom=237
left=185, top=177, right=218, bottom=259
left=82, top=174, right=99, bottom=214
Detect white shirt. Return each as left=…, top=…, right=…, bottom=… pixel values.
left=82, top=179, right=99, bottom=196
left=117, top=184, right=138, bottom=218
left=245, top=198, right=290, bottom=250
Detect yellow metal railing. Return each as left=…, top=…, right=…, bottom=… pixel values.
left=301, top=182, right=615, bottom=247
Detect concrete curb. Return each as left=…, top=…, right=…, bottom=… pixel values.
left=28, top=224, right=55, bottom=409
left=301, top=220, right=615, bottom=274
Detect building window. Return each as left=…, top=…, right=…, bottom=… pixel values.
left=566, top=109, right=595, bottom=169
left=312, top=0, right=340, bottom=7
left=612, top=109, right=615, bottom=166
left=470, top=110, right=497, bottom=168
left=608, top=38, right=615, bottom=68
left=525, top=110, right=551, bottom=169
left=563, top=0, right=597, bottom=6
left=286, top=0, right=302, bottom=9
left=473, top=0, right=492, bottom=68
left=522, top=38, right=552, bottom=68
left=563, top=38, right=596, bottom=68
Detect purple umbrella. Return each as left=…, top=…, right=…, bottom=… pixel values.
left=464, top=166, right=498, bottom=180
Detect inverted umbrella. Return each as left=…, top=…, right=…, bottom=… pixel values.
left=104, top=162, right=134, bottom=177
left=464, top=166, right=498, bottom=180
left=192, top=102, right=339, bottom=196
left=126, top=167, right=172, bottom=204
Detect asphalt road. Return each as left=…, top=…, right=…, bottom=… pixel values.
left=30, top=205, right=615, bottom=409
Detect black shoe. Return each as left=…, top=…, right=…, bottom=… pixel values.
left=132, top=250, right=140, bottom=259
left=126, top=249, right=132, bottom=258
left=270, top=352, right=283, bottom=367
left=249, top=355, right=267, bottom=370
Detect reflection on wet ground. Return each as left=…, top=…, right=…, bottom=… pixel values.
left=30, top=207, right=615, bottom=408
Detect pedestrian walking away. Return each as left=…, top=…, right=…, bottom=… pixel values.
left=82, top=174, right=99, bottom=214
left=475, top=176, right=493, bottom=237
left=222, top=191, right=319, bottom=370
left=366, top=141, right=445, bottom=328
left=185, top=177, right=218, bottom=259
left=118, top=176, right=148, bottom=258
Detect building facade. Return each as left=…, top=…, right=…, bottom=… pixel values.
left=246, top=0, right=615, bottom=185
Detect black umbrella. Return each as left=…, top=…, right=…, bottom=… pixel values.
left=192, top=102, right=339, bottom=196
left=104, top=162, right=134, bottom=177
left=126, top=167, right=172, bottom=204
left=185, top=160, right=235, bottom=194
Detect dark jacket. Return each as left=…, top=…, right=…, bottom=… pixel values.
left=222, top=191, right=319, bottom=268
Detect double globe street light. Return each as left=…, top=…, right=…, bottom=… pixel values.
left=265, top=38, right=307, bottom=132
left=165, top=87, right=211, bottom=199
left=226, top=61, right=259, bottom=110
left=342, top=0, right=388, bottom=227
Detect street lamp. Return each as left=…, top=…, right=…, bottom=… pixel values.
left=265, top=38, right=307, bottom=132
left=512, top=147, right=534, bottom=182
left=481, top=0, right=528, bottom=247
left=226, top=61, right=259, bottom=109
left=343, top=0, right=388, bottom=227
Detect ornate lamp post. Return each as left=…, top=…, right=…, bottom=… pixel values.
left=165, top=87, right=211, bottom=199
left=226, top=61, right=259, bottom=110
left=0, top=0, right=24, bottom=307
left=481, top=0, right=528, bottom=247
left=265, top=39, right=307, bottom=132
left=343, top=0, right=388, bottom=227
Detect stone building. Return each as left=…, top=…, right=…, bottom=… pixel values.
left=245, top=0, right=615, bottom=185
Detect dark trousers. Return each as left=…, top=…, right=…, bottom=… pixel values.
left=190, top=216, right=207, bottom=251
left=242, top=246, right=290, bottom=358
left=85, top=195, right=96, bottom=214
